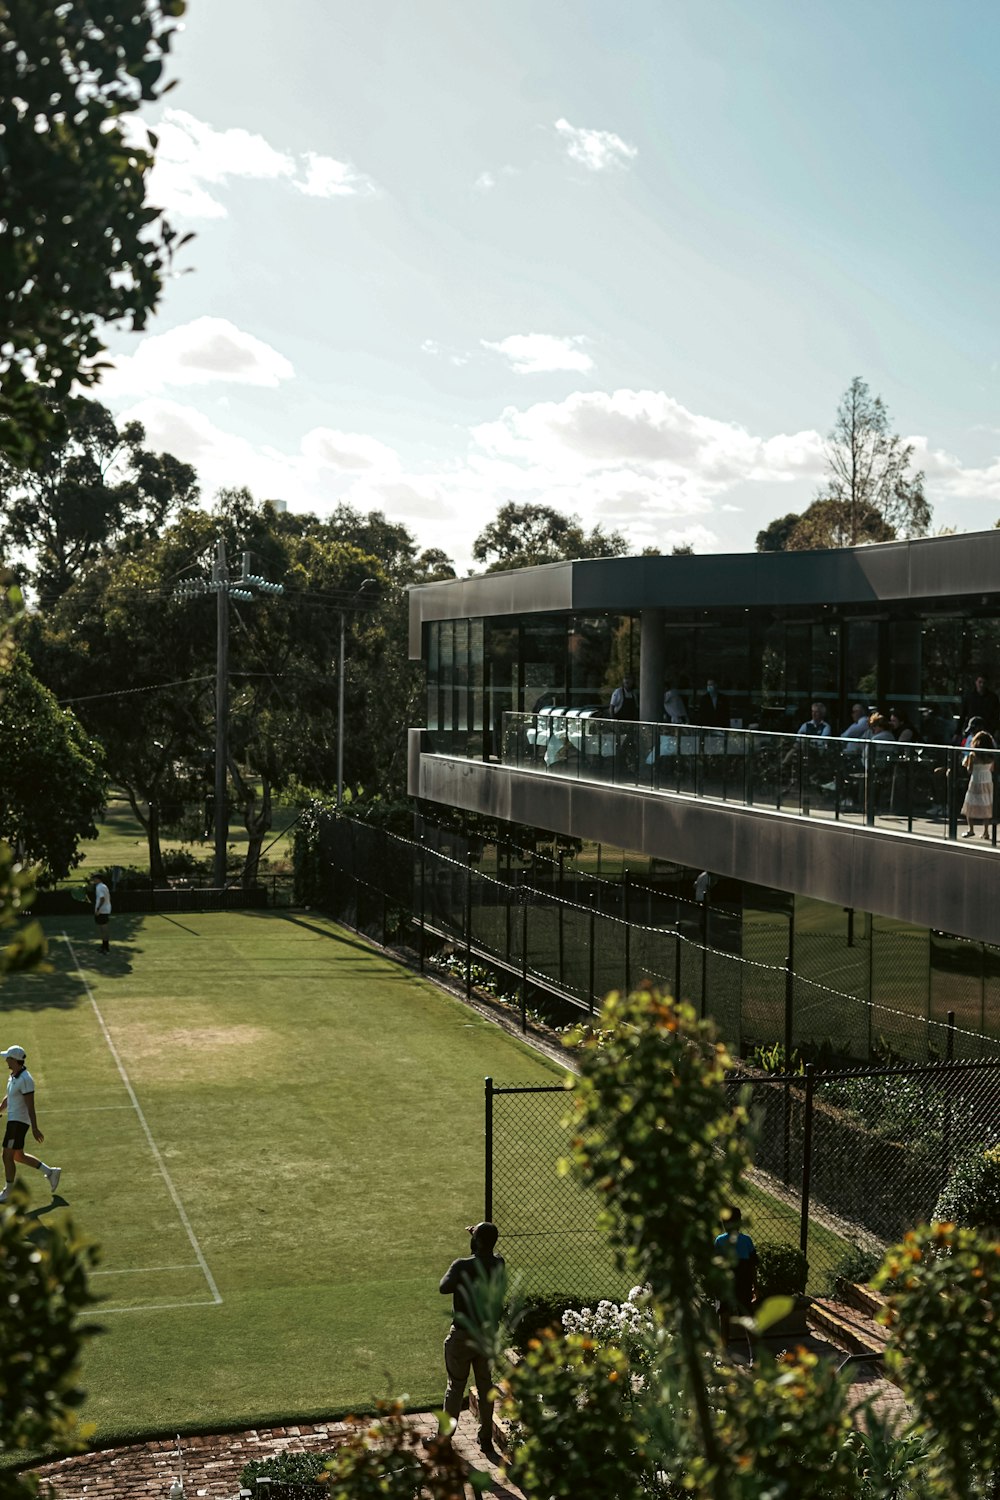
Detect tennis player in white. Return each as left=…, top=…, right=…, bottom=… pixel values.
left=0, top=1045, right=62, bottom=1202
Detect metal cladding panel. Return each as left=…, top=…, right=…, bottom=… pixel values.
left=906, top=529, right=1000, bottom=599
left=408, top=529, right=1000, bottom=654
left=412, top=753, right=1000, bottom=947
left=408, top=563, right=574, bottom=657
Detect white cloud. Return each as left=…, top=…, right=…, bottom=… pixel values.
left=554, top=117, right=637, bottom=172
left=110, top=386, right=845, bottom=568
left=482, top=333, right=595, bottom=375
left=294, top=150, right=378, bottom=199
left=473, top=171, right=496, bottom=194
left=98, top=317, right=294, bottom=397
left=136, top=109, right=378, bottom=219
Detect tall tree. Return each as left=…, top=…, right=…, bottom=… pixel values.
left=755, top=379, right=930, bottom=552
left=0, top=0, right=189, bottom=464
left=0, top=646, right=106, bottom=881
left=0, top=396, right=198, bottom=599
left=472, top=501, right=629, bottom=572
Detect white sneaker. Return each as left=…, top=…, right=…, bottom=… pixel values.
left=45, top=1166, right=62, bottom=1195
left=0, top=1186, right=10, bottom=1203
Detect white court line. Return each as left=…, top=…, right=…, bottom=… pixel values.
left=61, top=933, right=222, bottom=1308
left=93, top=1263, right=200, bottom=1277
left=100, top=1299, right=219, bottom=1315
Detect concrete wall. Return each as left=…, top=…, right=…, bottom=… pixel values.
left=409, top=731, right=1000, bottom=946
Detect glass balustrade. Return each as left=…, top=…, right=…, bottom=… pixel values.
left=495, top=709, right=992, bottom=845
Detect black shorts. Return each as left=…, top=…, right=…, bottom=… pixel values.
left=2, top=1119, right=28, bottom=1151
left=95, top=913, right=110, bottom=926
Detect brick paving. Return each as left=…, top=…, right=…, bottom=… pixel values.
left=30, top=1412, right=523, bottom=1500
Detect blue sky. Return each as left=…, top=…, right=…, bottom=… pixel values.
left=101, top=0, right=1000, bottom=566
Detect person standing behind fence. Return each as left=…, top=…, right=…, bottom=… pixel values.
left=93, top=874, right=112, bottom=953
left=714, top=1206, right=757, bottom=1344
left=961, top=730, right=996, bottom=840
left=440, top=1221, right=506, bottom=1456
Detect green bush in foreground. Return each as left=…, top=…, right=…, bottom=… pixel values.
left=0, top=1191, right=99, bottom=1498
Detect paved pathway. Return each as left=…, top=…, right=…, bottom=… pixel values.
left=30, top=1412, right=523, bottom=1500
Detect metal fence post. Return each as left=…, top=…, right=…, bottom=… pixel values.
left=800, top=1064, right=816, bottom=1260
left=625, top=917, right=632, bottom=995
left=558, top=850, right=565, bottom=988
left=588, top=895, right=596, bottom=1017
left=673, top=926, right=682, bottom=1003
left=520, top=890, right=529, bottom=1033
left=946, top=1009, right=955, bottom=1062
left=419, top=842, right=426, bottom=973
left=465, top=864, right=473, bottom=998
left=700, top=898, right=709, bottom=1020
left=484, top=1077, right=494, bottom=1223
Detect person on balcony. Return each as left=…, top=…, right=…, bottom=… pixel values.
left=662, top=685, right=688, bottom=724
left=961, top=730, right=996, bottom=840
left=609, top=676, right=639, bottom=721
left=960, top=674, right=1000, bottom=737
left=696, top=677, right=727, bottom=728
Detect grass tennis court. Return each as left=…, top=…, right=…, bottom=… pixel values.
left=6, top=909, right=566, bottom=1443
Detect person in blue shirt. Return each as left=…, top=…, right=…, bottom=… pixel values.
left=714, top=1207, right=757, bottom=1343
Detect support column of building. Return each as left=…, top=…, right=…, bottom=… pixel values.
left=639, top=608, right=665, bottom=722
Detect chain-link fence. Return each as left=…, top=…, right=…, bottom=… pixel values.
left=305, top=810, right=1000, bottom=1065
left=487, top=1059, right=1000, bottom=1301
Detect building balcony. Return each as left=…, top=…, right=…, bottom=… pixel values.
left=408, top=714, right=1000, bottom=946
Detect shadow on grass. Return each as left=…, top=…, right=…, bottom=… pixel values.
left=239, top=909, right=384, bottom=959
left=25, top=1195, right=68, bottom=1223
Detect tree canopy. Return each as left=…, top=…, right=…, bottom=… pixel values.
left=472, top=501, right=629, bottom=572
left=0, top=0, right=189, bottom=464
left=756, top=378, right=930, bottom=552
left=0, top=396, right=198, bottom=598
left=0, top=645, right=107, bottom=880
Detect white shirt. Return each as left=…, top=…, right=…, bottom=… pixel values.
left=6, top=1067, right=35, bottom=1124
left=95, top=881, right=112, bottom=915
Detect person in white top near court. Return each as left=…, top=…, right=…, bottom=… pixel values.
left=0, top=1045, right=61, bottom=1202
left=94, top=874, right=112, bottom=953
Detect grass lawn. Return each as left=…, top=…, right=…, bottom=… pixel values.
left=6, top=906, right=853, bottom=1447
left=59, top=793, right=301, bottom=889
left=7, top=909, right=566, bottom=1443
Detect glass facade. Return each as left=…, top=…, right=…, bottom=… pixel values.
left=423, top=604, right=1000, bottom=756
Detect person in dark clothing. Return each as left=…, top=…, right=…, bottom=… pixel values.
left=609, top=676, right=639, bottom=720
left=714, top=1207, right=757, bottom=1344
left=440, top=1222, right=506, bottom=1455
left=697, top=678, right=728, bottom=728
left=960, top=675, right=1000, bottom=737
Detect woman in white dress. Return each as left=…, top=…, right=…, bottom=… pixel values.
left=961, top=730, right=996, bottom=839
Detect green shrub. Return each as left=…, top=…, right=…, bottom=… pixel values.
left=161, top=846, right=212, bottom=881
left=239, top=1451, right=328, bottom=1496
left=755, top=1241, right=808, bottom=1299
left=829, top=1239, right=885, bottom=1293
left=933, top=1144, right=1000, bottom=1230
left=510, top=1291, right=608, bottom=1353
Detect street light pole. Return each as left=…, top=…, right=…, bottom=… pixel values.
left=176, top=540, right=283, bottom=889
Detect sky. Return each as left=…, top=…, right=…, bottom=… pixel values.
left=100, top=0, right=1000, bottom=569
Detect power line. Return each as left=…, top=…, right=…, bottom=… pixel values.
left=57, top=675, right=214, bottom=706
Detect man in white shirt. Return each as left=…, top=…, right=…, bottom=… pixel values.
left=0, top=1045, right=61, bottom=1202
left=94, top=875, right=112, bottom=953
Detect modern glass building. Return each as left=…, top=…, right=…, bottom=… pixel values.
left=407, top=531, right=1000, bottom=1036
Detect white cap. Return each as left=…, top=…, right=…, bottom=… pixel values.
left=2, top=1045, right=26, bottom=1060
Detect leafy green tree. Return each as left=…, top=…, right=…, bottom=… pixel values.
left=0, top=0, right=189, bottom=464
left=755, top=512, right=802, bottom=553
left=0, top=582, right=46, bottom=979
left=0, top=397, right=198, bottom=599
left=0, top=647, right=106, bottom=881
left=877, top=1223, right=1000, bottom=1499
left=472, top=501, right=629, bottom=572
left=0, top=1190, right=101, bottom=1497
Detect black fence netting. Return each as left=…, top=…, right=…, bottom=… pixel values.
left=488, top=1059, right=1000, bottom=1302
left=305, top=810, right=1000, bottom=1065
